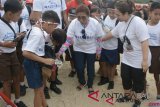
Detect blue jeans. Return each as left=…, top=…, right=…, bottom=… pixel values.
left=74, top=51, right=95, bottom=88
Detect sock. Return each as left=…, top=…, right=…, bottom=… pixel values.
left=20, top=82, right=25, bottom=86
left=15, top=98, right=21, bottom=103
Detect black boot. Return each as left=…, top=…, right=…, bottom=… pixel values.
left=132, top=100, right=141, bottom=107
left=97, top=77, right=108, bottom=86
left=107, top=81, right=114, bottom=90
left=50, top=81, right=62, bottom=94
left=55, top=78, right=62, bottom=85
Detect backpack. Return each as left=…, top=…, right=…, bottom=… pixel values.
left=115, top=20, right=124, bottom=54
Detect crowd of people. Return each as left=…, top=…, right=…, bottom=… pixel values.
left=0, top=0, right=160, bottom=107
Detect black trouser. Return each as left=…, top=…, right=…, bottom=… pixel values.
left=74, top=51, right=95, bottom=88
left=121, top=63, right=145, bottom=93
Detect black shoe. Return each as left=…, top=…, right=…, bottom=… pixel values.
left=55, top=79, right=62, bottom=85
left=50, top=82, right=62, bottom=94
left=132, top=100, right=141, bottom=107
left=44, top=87, right=50, bottom=99
left=88, top=88, right=94, bottom=94
left=68, top=70, right=76, bottom=77
left=0, top=81, right=3, bottom=89
left=116, top=96, right=131, bottom=102
left=107, top=81, right=114, bottom=90
left=15, top=101, right=27, bottom=107
left=97, top=77, right=108, bottom=86
left=20, top=85, right=27, bottom=96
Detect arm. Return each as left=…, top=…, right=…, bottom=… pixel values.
left=141, top=40, right=149, bottom=72
left=58, top=36, right=73, bottom=55
left=61, top=10, right=69, bottom=28
left=23, top=51, right=54, bottom=65
left=101, top=32, right=113, bottom=41
left=0, top=41, right=16, bottom=48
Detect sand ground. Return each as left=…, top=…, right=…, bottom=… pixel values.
left=14, top=61, right=160, bottom=107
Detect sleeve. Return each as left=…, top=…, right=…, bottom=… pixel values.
left=23, top=31, right=41, bottom=54
left=135, top=19, right=150, bottom=42
left=33, top=0, right=43, bottom=12
left=61, top=0, right=67, bottom=11
left=20, top=20, right=27, bottom=33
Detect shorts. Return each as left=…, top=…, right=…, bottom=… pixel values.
left=121, top=63, right=145, bottom=93
left=23, top=58, right=43, bottom=89
left=0, top=51, right=20, bottom=81
left=149, top=46, right=160, bottom=74
left=100, top=48, right=119, bottom=65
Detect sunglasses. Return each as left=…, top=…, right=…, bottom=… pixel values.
left=81, top=29, right=86, bottom=39
left=77, top=16, right=87, bottom=20
left=39, top=19, right=59, bottom=26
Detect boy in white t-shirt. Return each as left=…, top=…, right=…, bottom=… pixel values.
left=30, top=0, right=68, bottom=94
left=0, top=0, right=27, bottom=107
left=23, top=10, right=60, bottom=107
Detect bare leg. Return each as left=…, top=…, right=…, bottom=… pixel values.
left=13, top=75, right=20, bottom=99
left=3, top=81, right=11, bottom=99
left=34, top=86, right=47, bottom=107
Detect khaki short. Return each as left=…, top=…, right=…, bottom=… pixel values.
left=0, top=51, right=20, bottom=81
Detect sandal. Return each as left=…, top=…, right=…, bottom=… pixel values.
left=88, top=88, right=94, bottom=94
left=116, top=96, right=131, bottom=102
left=76, top=83, right=86, bottom=91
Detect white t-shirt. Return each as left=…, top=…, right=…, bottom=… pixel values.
left=23, top=27, right=45, bottom=56
left=111, top=15, right=151, bottom=68
left=21, top=6, right=31, bottom=30
left=147, top=21, right=160, bottom=46
left=33, top=0, right=66, bottom=28
left=67, top=17, right=104, bottom=54
left=102, top=16, right=118, bottom=50
left=0, top=20, right=18, bottom=53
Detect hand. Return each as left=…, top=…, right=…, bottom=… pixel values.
left=96, top=54, right=101, bottom=60
left=44, top=58, right=55, bottom=66
left=3, top=41, right=16, bottom=48
left=15, top=32, right=26, bottom=41
left=56, top=53, right=61, bottom=59
left=141, top=60, right=148, bottom=72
